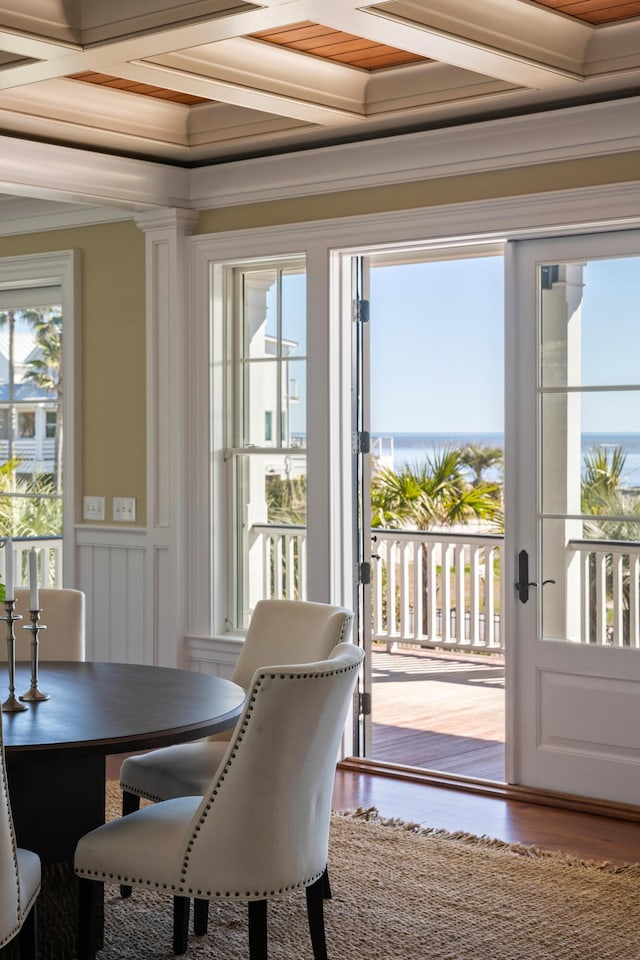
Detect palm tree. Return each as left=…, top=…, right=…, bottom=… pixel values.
left=22, top=309, right=63, bottom=495
left=581, top=445, right=640, bottom=643
left=371, top=446, right=501, bottom=532
left=460, top=442, right=504, bottom=486
left=371, top=447, right=502, bottom=633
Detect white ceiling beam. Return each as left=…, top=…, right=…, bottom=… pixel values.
left=0, top=0, right=359, bottom=89
left=324, top=1, right=591, bottom=88
left=0, top=30, right=79, bottom=60
left=116, top=60, right=366, bottom=124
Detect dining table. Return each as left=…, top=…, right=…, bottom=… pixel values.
left=1, top=660, right=246, bottom=960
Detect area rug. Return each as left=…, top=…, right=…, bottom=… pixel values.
left=101, top=782, right=640, bottom=960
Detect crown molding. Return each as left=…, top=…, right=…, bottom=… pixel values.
left=0, top=134, right=189, bottom=210
left=190, top=95, right=640, bottom=209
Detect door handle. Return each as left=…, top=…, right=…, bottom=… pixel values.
left=515, top=550, right=556, bottom=603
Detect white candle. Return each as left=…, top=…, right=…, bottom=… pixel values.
left=4, top=538, right=13, bottom=601
left=29, top=547, right=39, bottom=610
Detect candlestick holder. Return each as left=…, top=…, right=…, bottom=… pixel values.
left=1, top=599, right=26, bottom=713
left=19, top=610, right=48, bottom=702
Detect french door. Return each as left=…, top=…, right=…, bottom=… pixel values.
left=349, top=245, right=505, bottom=771
left=508, top=229, right=640, bottom=804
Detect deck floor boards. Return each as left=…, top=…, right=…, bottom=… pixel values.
left=370, top=646, right=505, bottom=780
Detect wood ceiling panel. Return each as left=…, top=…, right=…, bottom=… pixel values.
left=530, top=0, right=640, bottom=24
left=250, top=20, right=426, bottom=69
left=67, top=71, right=211, bottom=104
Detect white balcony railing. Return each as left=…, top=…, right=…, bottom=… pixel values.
left=0, top=536, right=63, bottom=591
left=246, top=525, right=640, bottom=656
left=569, top=538, right=640, bottom=647
left=371, top=529, right=504, bottom=653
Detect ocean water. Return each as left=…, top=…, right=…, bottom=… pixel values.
left=371, top=432, right=640, bottom=487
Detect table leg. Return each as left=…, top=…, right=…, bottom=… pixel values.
left=4, top=753, right=106, bottom=960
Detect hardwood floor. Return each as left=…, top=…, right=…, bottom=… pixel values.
left=332, top=765, right=640, bottom=866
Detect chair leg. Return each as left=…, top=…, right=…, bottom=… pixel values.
left=321, top=865, right=332, bottom=900
left=248, top=900, right=268, bottom=960
left=306, top=876, right=328, bottom=960
left=120, top=791, right=141, bottom=898
left=173, top=896, right=190, bottom=955
left=18, top=902, right=37, bottom=960
left=78, top=878, right=103, bottom=960
left=193, top=898, right=209, bottom=936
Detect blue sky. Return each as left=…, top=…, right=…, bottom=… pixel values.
left=272, top=253, right=640, bottom=437
left=370, top=256, right=504, bottom=434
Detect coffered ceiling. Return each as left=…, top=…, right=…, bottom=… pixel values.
left=0, top=0, right=638, bottom=167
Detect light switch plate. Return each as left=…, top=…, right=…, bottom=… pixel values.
left=83, top=496, right=105, bottom=521
left=113, top=497, right=136, bottom=522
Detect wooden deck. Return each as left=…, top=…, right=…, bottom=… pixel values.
left=369, top=645, right=505, bottom=781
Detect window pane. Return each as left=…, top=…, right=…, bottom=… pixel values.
left=243, top=269, right=277, bottom=359
left=541, top=392, right=640, bottom=518
left=234, top=451, right=307, bottom=625
left=281, top=269, right=306, bottom=357
left=0, top=304, right=63, bottom=539
left=18, top=411, right=35, bottom=438
left=541, top=257, right=640, bottom=388
left=238, top=268, right=307, bottom=450
left=46, top=411, right=57, bottom=438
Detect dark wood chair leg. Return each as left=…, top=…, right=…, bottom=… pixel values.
left=173, top=896, right=190, bottom=955
left=193, top=898, right=209, bottom=935
left=18, top=902, right=37, bottom=960
left=78, top=878, right=103, bottom=960
left=120, top=791, right=141, bottom=898
left=248, top=900, right=268, bottom=960
left=321, top=865, right=332, bottom=899
left=306, top=876, right=328, bottom=960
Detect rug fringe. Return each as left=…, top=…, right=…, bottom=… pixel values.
left=332, top=807, right=640, bottom=875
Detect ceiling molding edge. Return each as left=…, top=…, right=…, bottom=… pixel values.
left=189, top=96, right=640, bottom=209
left=0, top=135, right=190, bottom=210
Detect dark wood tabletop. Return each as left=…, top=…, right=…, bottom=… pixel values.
left=3, top=660, right=246, bottom=760
left=0, top=661, right=245, bottom=960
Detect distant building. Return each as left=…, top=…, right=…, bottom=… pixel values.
left=0, top=331, right=58, bottom=477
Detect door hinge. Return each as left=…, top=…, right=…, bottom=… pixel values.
left=352, top=298, right=370, bottom=323
left=356, top=561, right=371, bottom=585
left=359, top=691, right=372, bottom=716
left=353, top=430, right=370, bottom=455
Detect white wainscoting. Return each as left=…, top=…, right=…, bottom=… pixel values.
left=76, top=526, right=245, bottom=672
left=185, top=635, right=243, bottom=680
left=76, top=526, right=150, bottom=664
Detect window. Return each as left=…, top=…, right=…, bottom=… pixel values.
left=45, top=411, right=57, bottom=439
left=18, top=411, right=35, bottom=438
left=226, top=259, right=307, bottom=626
left=0, top=284, right=64, bottom=540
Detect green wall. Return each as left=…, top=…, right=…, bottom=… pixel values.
left=0, top=220, right=146, bottom=526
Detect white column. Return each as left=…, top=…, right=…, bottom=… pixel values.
left=136, top=208, right=198, bottom=667
left=541, top=263, right=584, bottom=641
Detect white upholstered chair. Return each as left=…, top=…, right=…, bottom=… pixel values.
left=75, top=642, right=364, bottom=960
left=118, top=599, right=353, bottom=903
left=0, top=589, right=86, bottom=662
left=0, top=712, right=41, bottom=960
left=119, top=599, right=353, bottom=808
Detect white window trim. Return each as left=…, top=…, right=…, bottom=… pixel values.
left=0, top=250, right=80, bottom=585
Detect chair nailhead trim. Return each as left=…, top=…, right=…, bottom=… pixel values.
left=173, top=658, right=360, bottom=895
